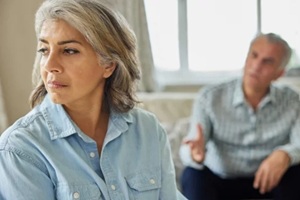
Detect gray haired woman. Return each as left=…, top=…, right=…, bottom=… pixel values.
left=0, top=0, right=186, bottom=199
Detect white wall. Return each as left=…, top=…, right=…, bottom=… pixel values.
left=0, top=0, right=43, bottom=125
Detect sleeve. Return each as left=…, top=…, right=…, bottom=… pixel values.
left=0, top=150, right=55, bottom=200
left=158, top=124, right=187, bottom=200
left=276, top=101, right=300, bottom=165
left=179, top=87, right=212, bottom=169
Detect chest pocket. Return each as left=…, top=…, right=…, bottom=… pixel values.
left=125, top=168, right=161, bottom=200
left=56, top=183, right=103, bottom=200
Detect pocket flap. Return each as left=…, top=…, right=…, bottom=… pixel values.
left=56, top=183, right=102, bottom=200
left=125, top=168, right=161, bottom=191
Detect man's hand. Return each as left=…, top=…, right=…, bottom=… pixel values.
left=183, top=124, right=206, bottom=163
left=253, top=150, right=290, bottom=194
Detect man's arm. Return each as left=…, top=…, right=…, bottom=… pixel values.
left=179, top=88, right=212, bottom=168
left=254, top=100, right=300, bottom=194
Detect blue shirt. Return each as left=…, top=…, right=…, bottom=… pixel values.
left=0, top=95, right=186, bottom=200
left=180, top=78, right=300, bottom=178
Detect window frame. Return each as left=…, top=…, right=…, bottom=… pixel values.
left=152, top=0, right=300, bottom=87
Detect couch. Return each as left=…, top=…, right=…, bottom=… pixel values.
left=138, top=92, right=197, bottom=190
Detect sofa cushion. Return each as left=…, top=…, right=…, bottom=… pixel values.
left=161, top=117, right=190, bottom=190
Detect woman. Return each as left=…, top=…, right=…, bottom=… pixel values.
left=0, top=0, right=186, bottom=199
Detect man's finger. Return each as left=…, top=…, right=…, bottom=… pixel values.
left=196, top=124, right=203, bottom=140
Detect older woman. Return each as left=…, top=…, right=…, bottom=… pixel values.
left=0, top=0, right=186, bottom=199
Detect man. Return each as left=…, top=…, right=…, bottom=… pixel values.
left=180, top=33, right=300, bottom=200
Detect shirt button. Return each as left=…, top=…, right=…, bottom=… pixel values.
left=149, top=179, right=155, bottom=184
left=111, top=184, right=116, bottom=190
left=73, top=192, right=80, bottom=199
left=89, top=152, right=95, bottom=158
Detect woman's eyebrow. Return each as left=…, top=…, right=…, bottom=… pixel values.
left=38, top=38, right=82, bottom=45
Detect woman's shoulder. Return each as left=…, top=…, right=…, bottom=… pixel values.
left=129, top=107, right=160, bottom=123
left=0, top=107, right=46, bottom=151
left=0, top=107, right=52, bottom=173
left=124, top=107, right=164, bottom=134
left=123, top=107, right=167, bottom=145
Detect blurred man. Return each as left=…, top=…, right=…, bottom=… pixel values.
left=180, top=33, right=300, bottom=200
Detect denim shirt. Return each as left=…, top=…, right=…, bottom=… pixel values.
left=0, top=95, right=186, bottom=200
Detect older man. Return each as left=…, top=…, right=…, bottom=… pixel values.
left=180, top=33, right=300, bottom=200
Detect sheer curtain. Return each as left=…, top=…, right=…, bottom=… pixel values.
left=105, top=0, right=157, bottom=92
left=0, top=81, right=8, bottom=133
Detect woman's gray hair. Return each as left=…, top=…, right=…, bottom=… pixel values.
left=30, top=0, right=141, bottom=112
left=251, top=32, right=292, bottom=69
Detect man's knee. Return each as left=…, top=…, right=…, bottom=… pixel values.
left=272, top=164, right=300, bottom=199
left=181, top=167, right=204, bottom=186
left=181, top=166, right=218, bottom=200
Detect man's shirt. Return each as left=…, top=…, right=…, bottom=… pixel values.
left=0, top=95, right=186, bottom=200
left=180, top=78, right=300, bottom=178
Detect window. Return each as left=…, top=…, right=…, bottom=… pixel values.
left=144, top=0, right=300, bottom=86
left=261, top=0, right=300, bottom=68
left=144, top=0, right=180, bottom=71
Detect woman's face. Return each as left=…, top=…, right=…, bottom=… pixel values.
left=38, top=19, right=115, bottom=107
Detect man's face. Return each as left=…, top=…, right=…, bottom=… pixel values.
left=243, top=36, right=285, bottom=92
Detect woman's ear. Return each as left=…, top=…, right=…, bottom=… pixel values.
left=103, top=62, right=116, bottom=78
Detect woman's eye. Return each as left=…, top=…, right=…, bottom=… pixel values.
left=64, top=48, right=79, bottom=55
left=37, top=48, right=48, bottom=55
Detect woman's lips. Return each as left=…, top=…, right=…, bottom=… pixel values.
left=47, top=81, right=67, bottom=89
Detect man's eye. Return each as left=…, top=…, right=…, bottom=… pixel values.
left=37, top=48, right=48, bottom=55
left=251, top=52, right=258, bottom=58
left=64, top=48, right=79, bottom=55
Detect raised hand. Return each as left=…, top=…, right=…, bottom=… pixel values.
left=183, top=124, right=206, bottom=163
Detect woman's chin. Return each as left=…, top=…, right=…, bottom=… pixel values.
left=49, top=94, right=64, bottom=105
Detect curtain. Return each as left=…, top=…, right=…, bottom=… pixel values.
left=0, top=81, right=8, bottom=133
left=105, top=0, right=157, bottom=92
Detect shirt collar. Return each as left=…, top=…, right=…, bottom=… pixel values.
left=232, top=78, right=245, bottom=107
left=232, top=78, right=277, bottom=108
left=39, top=94, right=133, bottom=140
left=259, top=84, right=277, bottom=108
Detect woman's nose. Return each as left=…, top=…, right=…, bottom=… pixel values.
left=42, top=53, right=62, bottom=73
